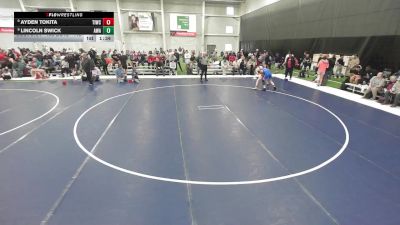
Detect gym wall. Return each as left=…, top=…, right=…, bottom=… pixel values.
left=240, top=0, right=400, bottom=70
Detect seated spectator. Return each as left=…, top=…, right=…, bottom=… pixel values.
left=363, top=72, right=386, bottom=100
left=389, top=77, right=400, bottom=107
left=115, top=63, right=127, bottom=82
left=155, top=53, right=165, bottom=76
left=381, top=75, right=398, bottom=105
left=349, top=65, right=363, bottom=84
left=15, top=58, right=26, bottom=78
left=1, top=67, right=12, bottom=80
left=221, top=58, right=229, bottom=75
left=362, top=65, right=378, bottom=84
left=61, top=59, right=70, bottom=77
left=91, top=66, right=101, bottom=82
left=70, top=64, right=82, bottom=78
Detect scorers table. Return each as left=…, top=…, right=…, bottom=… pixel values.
left=14, top=12, right=114, bottom=42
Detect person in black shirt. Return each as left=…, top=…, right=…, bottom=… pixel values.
left=300, top=52, right=311, bottom=78
left=81, top=53, right=95, bottom=85
left=100, top=50, right=109, bottom=75
left=111, top=50, right=119, bottom=64
left=362, top=65, right=378, bottom=83
left=326, top=54, right=336, bottom=79
left=335, top=55, right=345, bottom=78
left=174, top=49, right=182, bottom=71
left=119, top=51, right=128, bottom=73
left=88, top=48, right=97, bottom=66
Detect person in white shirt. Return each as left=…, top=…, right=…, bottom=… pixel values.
left=184, top=50, right=191, bottom=65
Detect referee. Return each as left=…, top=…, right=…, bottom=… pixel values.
left=200, top=52, right=208, bottom=82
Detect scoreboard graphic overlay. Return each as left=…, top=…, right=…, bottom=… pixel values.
left=14, top=12, right=114, bottom=42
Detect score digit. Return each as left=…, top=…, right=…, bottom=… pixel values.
left=102, top=18, right=114, bottom=26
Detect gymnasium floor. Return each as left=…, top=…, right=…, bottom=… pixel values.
left=0, top=77, right=399, bottom=225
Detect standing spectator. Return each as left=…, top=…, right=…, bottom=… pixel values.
left=81, top=53, right=95, bottom=85
left=326, top=54, right=336, bottom=79
left=174, top=49, right=182, bottom=71
left=200, top=52, right=208, bottom=81
left=184, top=50, right=191, bottom=65
left=284, top=54, right=295, bottom=80
left=300, top=52, right=311, bottom=78
left=88, top=48, right=97, bottom=66
left=111, top=50, right=119, bottom=65
left=335, top=55, right=345, bottom=78
left=363, top=72, right=386, bottom=100
left=316, top=55, right=329, bottom=86
left=101, top=50, right=110, bottom=75
left=119, top=51, right=128, bottom=73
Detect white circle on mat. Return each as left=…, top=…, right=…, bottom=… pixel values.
left=73, top=84, right=349, bottom=185
left=0, top=89, right=60, bottom=136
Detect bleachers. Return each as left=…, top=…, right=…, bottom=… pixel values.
left=108, top=63, right=173, bottom=76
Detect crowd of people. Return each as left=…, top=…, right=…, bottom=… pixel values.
left=0, top=46, right=399, bottom=107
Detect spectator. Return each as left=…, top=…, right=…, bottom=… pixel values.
left=335, top=55, right=345, bottom=78
left=91, top=66, right=101, bottom=82
left=316, top=55, right=329, bottom=86
left=284, top=54, right=296, bottom=80
left=238, top=56, right=246, bottom=75
left=362, top=65, right=378, bottom=83
left=1, top=67, right=12, bottom=80
left=349, top=65, right=363, bottom=84
left=115, top=63, right=127, bottom=82
left=61, top=59, right=69, bottom=77
left=300, top=52, right=311, bottom=78
left=184, top=50, right=191, bottom=65
left=381, top=75, right=398, bottom=105
left=81, top=53, right=95, bottom=85
left=221, top=57, right=229, bottom=75
left=119, top=50, right=128, bottom=72
left=100, top=50, right=110, bottom=75
left=15, top=58, right=26, bottom=78
left=247, top=55, right=256, bottom=75
left=346, top=54, right=360, bottom=76
left=326, top=54, right=336, bottom=79
left=363, top=72, right=386, bottom=100
left=174, top=49, right=182, bottom=71
left=155, top=53, right=165, bottom=76
left=389, top=77, right=400, bottom=107
left=200, top=52, right=208, bottom=81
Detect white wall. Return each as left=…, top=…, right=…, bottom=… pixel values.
left=0, top=0, right=241, bottom=52
left=243, top=0, right=281, bottom=14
